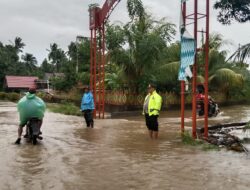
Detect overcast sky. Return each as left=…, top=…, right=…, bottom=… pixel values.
left=0, top=0, right=249, bottom=64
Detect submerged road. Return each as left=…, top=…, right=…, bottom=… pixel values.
left=1, top=101, right=250, bottom=190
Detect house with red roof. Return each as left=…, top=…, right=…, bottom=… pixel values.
left=3, top=75, right=39, bottom=92
left=3, top=75, right=55, bottom=93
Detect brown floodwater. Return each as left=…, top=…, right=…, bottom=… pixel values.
left=1, top=101, right=250, bottom=190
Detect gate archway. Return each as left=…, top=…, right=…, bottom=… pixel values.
left=89, top=0, right=121, bottom=119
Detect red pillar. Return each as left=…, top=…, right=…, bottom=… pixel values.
left=180, top=2, right=187, bottom=134
left=181, top=81, right=185, bottom=134
left=93, top=29, right=97, bottom=118
left=90, top=29, right=93, bottom=91
left=191, top=0, right=198, bottom=139
left=101, top=24, right=106, bottom=119
left=204, top=0, right=210, bottom=138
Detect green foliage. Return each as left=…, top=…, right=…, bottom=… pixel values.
left=182, top=132, right=203, bottom=146
left=209, top=68, right=244, bottom=91
left=106, top=1, right=176, bottom=93
left=21, top=53, right=38, bottom=73
left=0, top=37, right=46, bottom=88
left=50, top=73, right=76, bottom=91
left=127, top=0, right=145, bottom=20
left=201, top=143, right=220, bottom=151
left=155, top=61, right=179, bottom=92
left=51, top=77, right=67, bottom=91
left=77, top=72, right=90, bottom=86
left=160, top=42, right=180, bottom=63
left=243, top=121, right=250, bottom=130
left=214, top=0, right=250, bottom=24
left=0, top=35, right=91, bottom=92
left=0, top=92, right=20, bottom=102
left=8, top=92, right=20, bottom=102
left=48, top=43, right=67, bottom=72
left=228, top=43, right=250, bottom=64
left=106, top=24, right=125, bottom=50
left=0, top=92, right=6, bottom=99
left=182, top=132, right=219, bottom=151
left=105, top=63, right=129, bottom=90
left=47, top=103, right=81, bottom=116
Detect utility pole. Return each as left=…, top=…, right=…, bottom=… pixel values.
left=76, top=35, right=84, bottom=73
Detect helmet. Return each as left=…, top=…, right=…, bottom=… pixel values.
left=83, top=85, right=90, bottom=90
left=28, top=87, right=37, bottom=94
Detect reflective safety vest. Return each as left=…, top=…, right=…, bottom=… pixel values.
left=144, top=90, right=162, bottom=116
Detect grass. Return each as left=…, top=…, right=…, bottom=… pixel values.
left=0, top=92, right=20, bottom=102
left=243, top=121, right=250, bottom=130
left=181, top=132, right=219, bottom=151
left=47, top=102, right=82, bottom=116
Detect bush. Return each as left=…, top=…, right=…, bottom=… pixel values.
left=0, top=92, right=6, bottom=99
left=0, top=92, right=20, bottom=102
left=181, top=132, right=219, bottom=151
left=47, top=103, right=82, bottom=116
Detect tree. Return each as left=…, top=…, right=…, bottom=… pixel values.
left=22, top=53, right=37, bottom=68
left=106, top=0, right=176, bottom=92
left=214, top=0, right=250, bottom=24
left=127, top=0, right=145, bottom=20
left=228, top=43, right=250, bottom=66
left=197, top=33, right=248, bottom=99
left=14, top=37, right=25, bottom=53
left=209, top=68, right=244, bottom=99
left=48, top=43, right=67, bottom=72
left=40, top=58, right=54, bottom=73
left=203, top=32, right=231, bottom=73
left=77, top=38, right=91, bottom=72
left=214, top=1, right=250, bottom=73
left=155, top=61, right=180, bottom=93
left=0, top=37, right=32, bottom=88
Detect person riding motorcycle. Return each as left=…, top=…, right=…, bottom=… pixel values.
left=15, top=88, right=46, bottom=144
left=196, top=85, right=220, bottom=117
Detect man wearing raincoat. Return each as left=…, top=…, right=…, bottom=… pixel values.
left=143, top=83, right=162, bottom=139
left=15, top=88, right=46, bottom=144
left=81, top=85, right=95, bottom=128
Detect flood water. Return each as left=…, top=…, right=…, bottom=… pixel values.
left=1, top=101, right=250, bottom=190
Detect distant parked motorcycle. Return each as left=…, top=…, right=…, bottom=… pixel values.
left=25, top=118, right=43, bottom=145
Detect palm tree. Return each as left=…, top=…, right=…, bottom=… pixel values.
left=48, top=43, right=67, bottom=72
left=127, top=0, right=145, bottom=21
left=21, top=53, right=37, bottom=73
left=228, top=43, right=250, bottom=66
left=41, top=58, right=53, bottom=73
left=105, top=64, right=126, bottom=90
left=14, top=37, right=25, bottom=53
left=203, top=34, right=245, bottom=97
left=199, top=32, right=231, bottom=73
left=154, top=61, right=180, bottom=92
left=106, top=0, right=176, bottom=92
left=209, top=68, right=244, bottom=99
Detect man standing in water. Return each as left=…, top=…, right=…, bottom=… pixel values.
left=143, top=83, right=162, bottom=139
left=81, top=85, right=95, bottom=128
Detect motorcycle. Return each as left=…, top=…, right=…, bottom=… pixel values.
left=197, top=99, right=220, bottom=117
left=25, top=118, right=43, bottom=145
